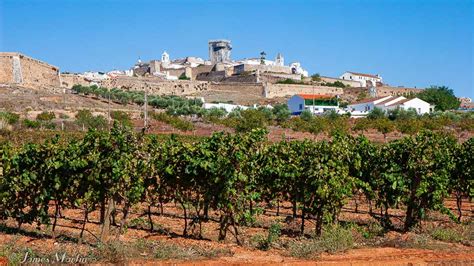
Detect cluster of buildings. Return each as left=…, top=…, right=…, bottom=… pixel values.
left=126, top=39, right=310, bottom=83
left=287, top=93, right=434, bottom=117
left=1, top=40, right=470, bottom=117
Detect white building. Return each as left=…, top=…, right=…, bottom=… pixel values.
left=288, top=94, right=342, bottom=115
left=348, top=95, right=433, bottom=116
left=290, top=62, right=309, bottom=77
left=340, top=71, right=382, bottom=87
left=385, top=98, right=433, bottom=114
left=203, top=102, right=249, bottom=113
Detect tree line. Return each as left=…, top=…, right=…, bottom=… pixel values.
left=0, top=125, right=472, bottom=244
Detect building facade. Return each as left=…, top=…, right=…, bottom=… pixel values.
left=288, top=94, right=340, bottom=115
left=340, top=71, right=382, bottom=87
left=348, top=96, right=432, bottom=116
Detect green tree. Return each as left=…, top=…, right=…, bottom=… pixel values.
left=311, top=73, right=321, bottom=82
left=417, top=86, right=460, bottom=111
left=235, top=109, right=268, bottom=132
left=367, top=108, right=385, bottom=120
left=272, top=104, right=291, bottom=123
left=300, top=109, right=313, bottom=122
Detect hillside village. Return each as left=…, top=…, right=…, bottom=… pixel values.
left=2, top=39, right=451, bottom=113
left=0, top=39, right=472, bottom=143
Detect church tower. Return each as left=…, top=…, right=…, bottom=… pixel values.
left=275, top=53, right=284, bottom=66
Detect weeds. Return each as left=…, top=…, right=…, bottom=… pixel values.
left=91, top=239, right=232, bottom=262
left=288, top=225, right=354, bottom=258
left=251, top=222, right=282, bottom=250
left=430, top=227, right=463, bottom=243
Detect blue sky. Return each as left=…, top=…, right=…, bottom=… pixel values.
left=1, top=0, right=472, bottom=97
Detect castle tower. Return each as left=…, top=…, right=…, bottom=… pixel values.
left=275, top=53, right=284, bottom=66
left=208, top=40, right=232, bottom=64
left=161, top=51, right=170, bottom=66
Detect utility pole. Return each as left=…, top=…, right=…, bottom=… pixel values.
left=144, top=83, right=148, bottom=130
left=312, top=85, right=315, bottom=115
left=62, top=88, right=66, bottom=131
left=107, top=82, right=111, bottom=126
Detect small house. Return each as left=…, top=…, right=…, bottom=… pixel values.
left=287, top=94, right=340, bottom=115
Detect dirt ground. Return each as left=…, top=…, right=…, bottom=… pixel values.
left=0, top=197, right=472, bottom=265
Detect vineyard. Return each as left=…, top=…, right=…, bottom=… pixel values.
left=0, top=125, right=472, bottom=263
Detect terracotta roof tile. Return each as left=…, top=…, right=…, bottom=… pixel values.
left=375, top=96, right=402, bottom=106
left=386, top=98, right=412, bottom=107
left=349, top=96, right=388, bottom=105
left=297, top=94, right=334, bottom=100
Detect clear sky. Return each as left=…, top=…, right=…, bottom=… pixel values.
left=1, top=0, right=472, bottom=97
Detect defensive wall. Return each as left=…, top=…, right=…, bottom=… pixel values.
left=264, top=83, right=344, bottom=98
left=209, top=82, right=265, bottom=98
left=100, top=76, right=209, bottom=96
left=60, top=73, right=91, bottom=88
left=0, top=52, right=60, bottom=88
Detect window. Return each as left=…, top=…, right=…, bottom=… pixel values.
left=299, top=104, right=303, bottom=110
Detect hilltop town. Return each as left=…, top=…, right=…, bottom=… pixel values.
left=1, top=40, right=426, bottom=106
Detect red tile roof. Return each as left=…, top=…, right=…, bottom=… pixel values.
left=386, top=98, right=412, bottom=107
left=349, top=96, right=388, bottom=105
left=297, top=94, right=334, bottom=100
left=375, top=96, right=401, bottom=106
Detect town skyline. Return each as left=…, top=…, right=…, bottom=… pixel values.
left=1, top=0, right=472, bottom=97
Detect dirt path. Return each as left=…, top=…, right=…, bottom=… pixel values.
left=124, top=247, right=474, bottom=265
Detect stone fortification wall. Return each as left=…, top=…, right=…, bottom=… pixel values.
left=101, top=76, right=209, bottom=95
left=264, top=83, right=344, bottom=98
left=222, top=74, right=258, bottom=83
left=377, top=86, right=422, bottom=96
left=0, top=55, right=14, bottom=84
left=261, top=72, right=302, bottom=83
left=0, top=52, right=60, bottom=88
left=60, top=73, right=91, bottom=88
left=20, top=55, right=60, bottom=87
left=234, top=64, right=292, bottom=75
left=209, top=82, right=265, bottom=98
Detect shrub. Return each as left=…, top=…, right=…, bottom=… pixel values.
left=430, top=227, right=463, bottom=243
left=276, top=78, right=305, bottom=85
left=288, top=239, right=323, bottom=259
left=0, top=112, right=20, bottom=125
left=23, top=119, right=40, bottom=129
left=396, top=119, right=423, bottom=135
left=367, top=108, right=385, bottom=120
left=321, top=81, right=347, bottom=88
left=311, top=73, right=321, bottom=81
left=36, top=111, right=55, bottom=121
left=201, top=107, right=227, bottom=121
left=110, top=110, right=132, bottom=127
left=253, top=222, right=281, bottom=250
left=387, top=108, right=417, bottom=121
left=235, top=109, right=268, bottom=133
left=317, top=226, right=354, bottom=254
left=300, top=109, right=313, bottom=122
left=178, top=73, right=190, bottom=80
left=151, top=112, right=194, bottom=131
left=75, top=109, right=108, bottom=130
